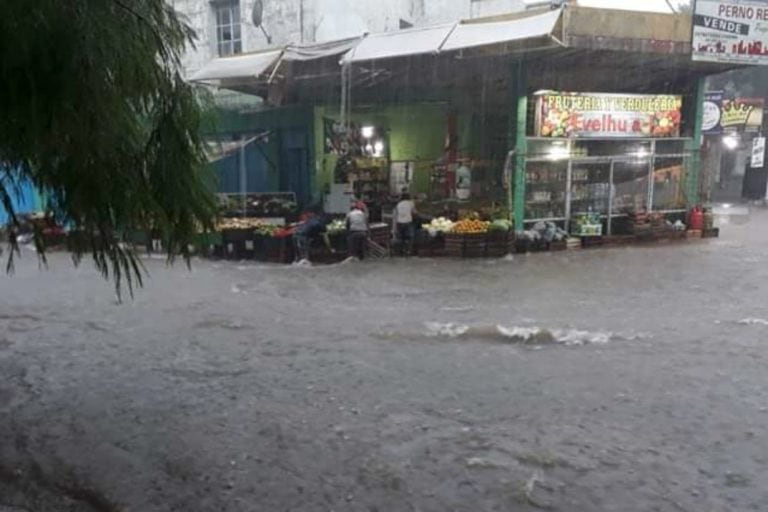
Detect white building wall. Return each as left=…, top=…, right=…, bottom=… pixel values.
left=172, top=0, right=527, bottom=76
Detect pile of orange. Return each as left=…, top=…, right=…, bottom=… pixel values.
left=452, top=219, right=491, bottom=234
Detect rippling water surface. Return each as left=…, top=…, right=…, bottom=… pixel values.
left=1, top=210, right=767, bottom=511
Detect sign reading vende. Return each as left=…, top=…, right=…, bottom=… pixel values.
left=693, top=0, right=768, bottom=65
left=535, top=92, right=682, bottom=139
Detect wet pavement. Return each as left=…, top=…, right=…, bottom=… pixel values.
left=1, top=209, right=768, bottom=511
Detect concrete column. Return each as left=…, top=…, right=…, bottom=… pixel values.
left=509, top=61, right=528, bottom=229
left=685, top=76, right=706, bottom=206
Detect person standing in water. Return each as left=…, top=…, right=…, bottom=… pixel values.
left=393, top=192, right=417, bottom=256
left=346, top=202, right=368, bottom=260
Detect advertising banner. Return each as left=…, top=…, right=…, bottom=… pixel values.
left=702, top=90, right=725, bottom=134
left=535, top=92, right=682, bottom=139
left=752, top=136, right=765, bottom=168
left=692, top=0, right=768, bottom=64
left=702, top=93, right=764, bottom=134
left=720, top=97, right=765, bottom=132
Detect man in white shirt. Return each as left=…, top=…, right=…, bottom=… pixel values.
left=393, top=193, right=417, bottom=256
left=346, top=202, right=369, bottom=259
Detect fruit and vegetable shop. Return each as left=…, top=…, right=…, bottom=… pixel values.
left=187, top=5, right=735, bottom=260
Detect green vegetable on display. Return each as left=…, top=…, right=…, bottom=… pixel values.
left=488, top=219, right=513, bottom=233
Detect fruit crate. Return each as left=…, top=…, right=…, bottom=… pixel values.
left=369, top=224, right=391, bottom=247
left=264, top=236, right=294, bottom=263
left=444, top=233, right=465, bottom=257
left=549, top=239, right=568, bottom=251
left=602, top=235, right=635, bottom=247
left=686, top=229, right=702, bottom=239
left=581, top=236, right=604, bottom=248
left=463, top=233, right=486, bottom=258
left=415, top=232, right=446, bottom=257
left=444, top=233, right=505, bottom=258
left=514, top=238, right=531, bottom=253
left=221, top=228, right=253, bottom=243
left=575, top=224, right=602, bottom=237
left=486, top=232, right=512, bottom=257
left=659, top=230, right=686, bottom=240
left=221, top=228, right=255, bottom=259
left=252, top=235, right=269, bottom=261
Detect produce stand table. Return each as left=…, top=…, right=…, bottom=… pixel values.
left=221, top=228, right=255, bottom=259
left=416, top=233, right=447, bottom=257
left=265, top=236, right=294, bottom=263
left=369, top=223, right=390, bottom=248
left=445, top=232, right=513, bottom=258
left=486, top=232, right=514, bottom=257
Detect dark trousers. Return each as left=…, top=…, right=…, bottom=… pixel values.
left=396, top=223, right=414, bottom=256
left=293, top=234, right=310, bottom=261
left=348, top=231, right=367, bottom=259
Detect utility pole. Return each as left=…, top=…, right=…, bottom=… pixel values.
left=665, top=0, right=679, bottom=13
left=299, top=0, right=304, bottom=43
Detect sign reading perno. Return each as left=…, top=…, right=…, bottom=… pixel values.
left=535, top=92, right=682, bottom=139
left=693, top=0, right=768, bottom=65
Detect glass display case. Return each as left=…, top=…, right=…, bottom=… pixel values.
left=525, top=160, right=567, bottom=221
left=612, top=160, right=651, bottom=214
left=570, top=162, right=611, bottom=217
left=522, top=138, right=692, bottom=233
left=652, top=157, right=687, bottom=211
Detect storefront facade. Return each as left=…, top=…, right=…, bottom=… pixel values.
left=515, top=91, right=697, bottom=234
left=191, top=4, right=738, bottom=239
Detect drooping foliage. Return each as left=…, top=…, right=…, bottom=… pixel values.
left=0, top=0, right=217, bottom=297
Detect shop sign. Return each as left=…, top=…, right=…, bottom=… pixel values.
left=720, top=98, right=764, bottom=132
left=535, top=92, right=682, bottom=139
left=692, top=0, right=768, bottom=65
left=702, top=91, right=724, bottom=134
left=752, top=136, right=765, bottom=168
left=702, top=94, right=764, bottom=134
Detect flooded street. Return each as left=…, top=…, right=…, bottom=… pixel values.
left=2, top=210, right=768, bottom=512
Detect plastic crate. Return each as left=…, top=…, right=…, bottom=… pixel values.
left=576, top=224, right=602, bottom=237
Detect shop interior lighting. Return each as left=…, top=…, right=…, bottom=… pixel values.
left=365, top=143, right=374, bottom=154
left=547, top=143, right=570, bottom=161
left=361, top=126, right=375, bottom=139
left=373, top=140, right=385, bottom=156
left=723, top=134, right=739, bottom=150
left=634, top=148, right=649, bottom=158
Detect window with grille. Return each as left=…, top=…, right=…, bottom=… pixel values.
left=214, top=1, right=242, bottom=57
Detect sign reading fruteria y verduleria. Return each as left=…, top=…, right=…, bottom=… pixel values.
left=693, top=0, right=768, bottom=64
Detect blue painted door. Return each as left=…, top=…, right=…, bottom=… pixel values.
left=213, top=139, right=271, bottom=194
left=280, top=129, right=311, bottom=206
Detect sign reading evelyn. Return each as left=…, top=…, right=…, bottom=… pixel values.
left=535, top=92, right=682, bottom=139
left=693, top=0, right=768, bottom=65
